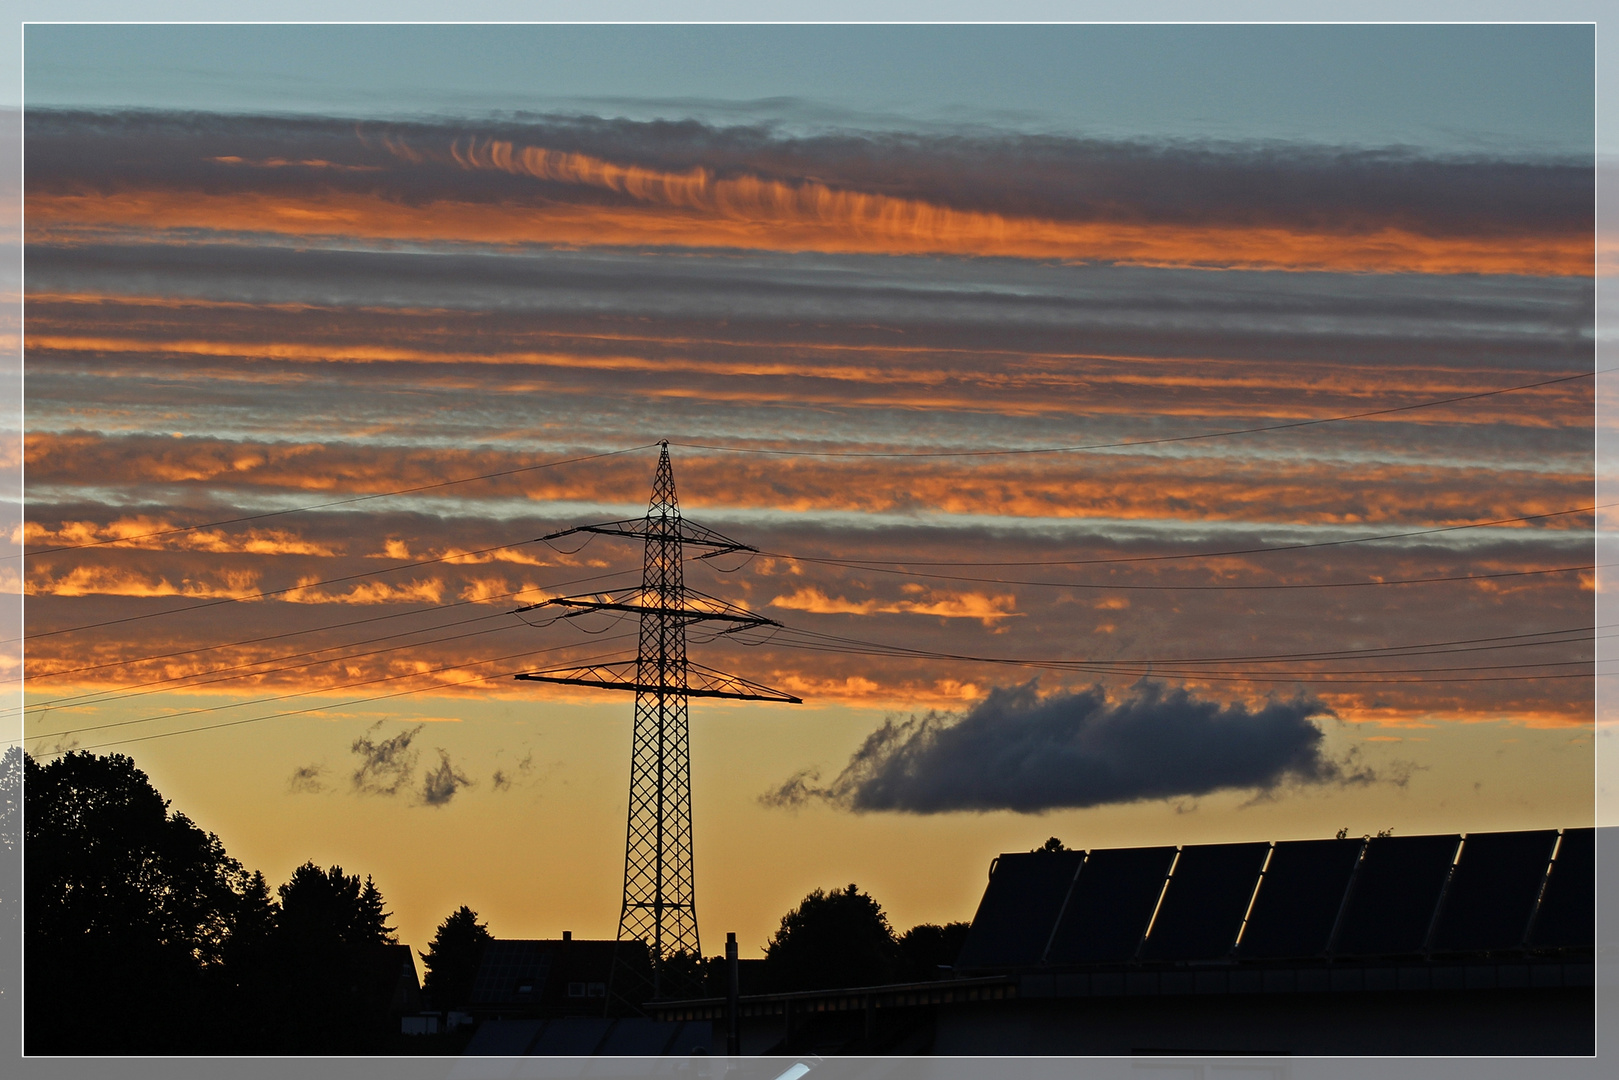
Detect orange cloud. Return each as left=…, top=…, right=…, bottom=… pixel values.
left=368, top=540, right=559, bottom=567
left=25, top=564, right=262, bottom=599
left=769, top=585, right=1021, bottom=625
left=22, top=429, right=1592, bottom=528
left=26, top=178, right=1590, bottom=276
left=25, top=517, right=337, bottom=556
left=284, top=576, right=447, bottom=605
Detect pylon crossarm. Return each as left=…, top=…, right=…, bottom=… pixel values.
left=520, top=586, right=780, bottom=627
left=514, top=660, right=802, bottom=703
left=536, top=518, right=643, bottom=544
left=540, top=518, right=756, bottom=554
left=687, top=661, right=803, bottom=703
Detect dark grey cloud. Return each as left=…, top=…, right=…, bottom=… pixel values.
left=24, top=108, right=1592, bottom=238
left=762, top=680, right=1371, bottom=814
left=491, top=750, right=534, bottom=793
left=350, top=722, right=422, bottom=796
left=286, top=763, right=327, bottom=794
left=420, top=748, right=473, bottom=807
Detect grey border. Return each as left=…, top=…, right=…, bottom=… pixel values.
left=0, top=4, right=1610, bottom=1079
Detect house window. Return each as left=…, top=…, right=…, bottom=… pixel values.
left=587, top=982, right=607, bottom=998
left=568, top=982, right=587, bottom=998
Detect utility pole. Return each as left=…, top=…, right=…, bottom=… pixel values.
left=514, top=442, right=800, bottom=1009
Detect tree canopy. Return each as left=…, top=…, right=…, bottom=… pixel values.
left=277, top=861, right=397, bottom=952
left=764, top=883, right=898, bottom=991
left=896, top=921, right=971, bottom=981
left=24, top=750, right=410, bottom=1054
left=420, top=905, right=492, bottom=1009
left=24, top=751, right=249, bottom=1051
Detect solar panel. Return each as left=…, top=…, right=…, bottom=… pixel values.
left=953, top=850, right=1083, bottom=968
left=469, top=941, right=552, bottom=1005
left=1331, top=834, right=1460, bottom=957
left=1236, top=838, right=1363, bottom=960
left=1045, top=846, right=1177, bottom=964
left=1528, top=827, right=1595, bottom=949
left=1427, top=830, right=1557, bottom=953
left=1140, top=841, right=1269, bottom=961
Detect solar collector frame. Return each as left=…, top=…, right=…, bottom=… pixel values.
left=1427, top=829, right=1558, bottom=954
left=1235, top=837, right=1365, bottom=960
left=1330, top=834, right=1461, bottom=958
left=1044, top=846, right=1177, bottom=965
left=1140, top=841, right=1270, bottom=961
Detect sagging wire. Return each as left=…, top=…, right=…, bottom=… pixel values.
left=541, top=531, right=598, bottom=557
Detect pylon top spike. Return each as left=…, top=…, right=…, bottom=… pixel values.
left=649, top=440, right=680, bottom=521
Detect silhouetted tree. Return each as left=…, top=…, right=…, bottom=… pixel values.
left=212, top=869, right=280, bottom=1047
left=764, top=883, right=897, bottom=991
left=1034, top=836, right=1068, bottom=853
left=278, top=862, right=396, bottom=950
left=896, top=921, right=972, bottom=981
left=23, top=751, right=247, bottom=1052
left=269, top=861, right=401, bottom=1052
left=420, top=905, right=492, bottom=1010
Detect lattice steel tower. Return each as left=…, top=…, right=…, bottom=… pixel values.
left=514, top=442, right=800, bottom=1005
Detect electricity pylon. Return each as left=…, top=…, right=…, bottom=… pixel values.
left=514, top=442, right=800, bottom=1007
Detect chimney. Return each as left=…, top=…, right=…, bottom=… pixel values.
left=562, top=930, right=572, bottom=942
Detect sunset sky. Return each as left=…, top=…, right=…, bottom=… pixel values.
left=16, top=24, right=1598, bottom=963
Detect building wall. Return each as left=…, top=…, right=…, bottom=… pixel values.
left=932, top=988, right=1596, bottom=1056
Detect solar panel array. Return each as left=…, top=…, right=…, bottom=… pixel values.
left=953, top=827, right=1591, bottom=970
left=471, top=941, right=553, bottom=1005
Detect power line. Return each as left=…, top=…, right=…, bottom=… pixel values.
left=754, top=562, right=1596, bottom=592
left=25, top=636, right=636, bottom=744
left=18, top=442, right=660, bottom=557
left=749, top=622, right=1599, bottom=671
left=672, top=370, right=1597, bottom=459
left=23, top=568, right=639, bottom=702
left=30, top=614, right=1599, bottom=716
left=25, top=603, right=1596, bottom=728
left=23, top=567, right=642, bottom=681
left=25, top=612, right=525, bottom=714
left=16, top=621, right=1599, bottom=755
left=761, top=505, right=1599, bottom=570
left=21, top=663, right=534, bottom=756
left=21, top=496, right=1592, bottom=686
left=20, top=542, right=1593, bottom=655
left=753, top=626, right=1599, bottom=686
left=16, top=538, right=545, bottom=644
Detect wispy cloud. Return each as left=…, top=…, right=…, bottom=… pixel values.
left=287, top=763, right=327, bottom=794
left=420, top=748, right=473, bottom=806
left=350, top=721, right=423, bottom=796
